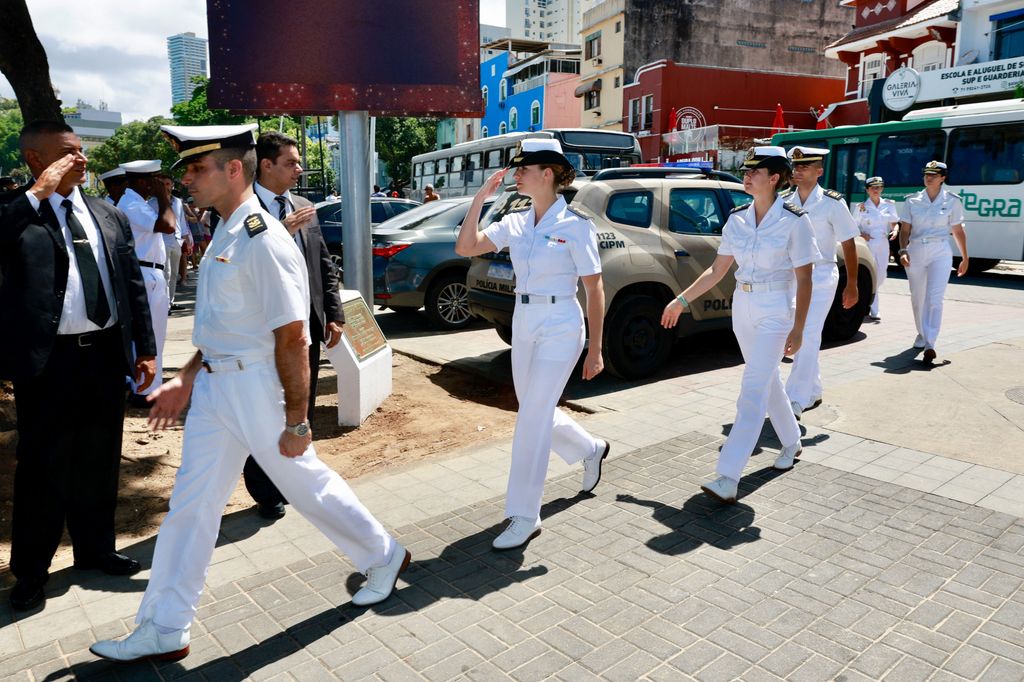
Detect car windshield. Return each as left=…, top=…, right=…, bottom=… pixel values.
left=479, top=187, right=579, bottom=228
left=376, top=200, right=466, bottom=231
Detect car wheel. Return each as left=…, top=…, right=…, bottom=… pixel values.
left=425, top=272, right=473, bottom=330
left=823, top=266, right=872, bottom=342
left=494, top=322, right=513, bottom=345
left=603, top=294, right=673, bottom=380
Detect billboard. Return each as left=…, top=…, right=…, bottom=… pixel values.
left=206, top=0, right=482, bottom=117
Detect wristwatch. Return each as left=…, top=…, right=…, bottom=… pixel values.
left=285, top=421, right=310, bottom=437
left=898, top=248, right=908, bottom=255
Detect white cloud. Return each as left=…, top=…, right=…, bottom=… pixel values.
left=2, top=1, right=505, bottom=123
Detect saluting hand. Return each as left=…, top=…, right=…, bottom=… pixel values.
left=282, top=206, right=316, bottom=235
left=481, top=168, right=508, bottom=197
left=29, top=154, right=77, bottom=201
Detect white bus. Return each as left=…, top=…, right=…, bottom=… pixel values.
left=411, top=128, right=642, bottom=201
left=774, top=99, right=1024, bottom=272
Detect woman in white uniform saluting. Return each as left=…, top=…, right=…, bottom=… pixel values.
left=897, top=160, right=969, bottom=363
left=662, top=147, right=820, bottom=503
left=853, top=176, right=899, bottom=320
left=456, top=139, right=609, bottom=550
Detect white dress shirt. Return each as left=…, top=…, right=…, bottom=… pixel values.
left=718, top=195, right=821, bottom=284
left=853, top=198, right=899, bottom=237
left=786, top=185, right=859, bottom=265
left=254, top=182, right=303, bottom=252
left=25, top=187, right=118, bottom=334
left=899, top=187, right=965, bottom=242
left=117, top=187, right=167, bottom=265
left=482, top=196, right=602, bottom=297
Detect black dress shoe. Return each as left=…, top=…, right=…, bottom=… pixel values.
left=257, top=501, right=286, bottom=520
left=10, top=576, right=47, bottom=611
left=74, top=552, right=142, bottom=576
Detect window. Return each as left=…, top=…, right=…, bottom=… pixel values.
left=728, top=190, right=752, bottom=212
left=437, top=158, right=448, bottom=175
left=481, top=85, right=489, bottom=105
left=642, top=95, right=654, bottom=130
left=499, top=122, right=507, bottom=135
left=614, top=76, right=620, bottom=88
left=605, top=191, right=653, bottom=228
left=585, top=31, right=602, bottom=59
left=370, top=202, right=387, bottom=224
left=413, top=163, right=422, bottom=177
left=874, top=131, right=946, bottom=187
left=995, top=14, right=1024, bottom=60
left=628, top=98, right=641, bottom=131
left=859, top=54, right=885, bottom=99
left=585, top=90, right=601, bottom=110
left=491, top=64, right=496, bottom=77
left=615, top=20, right=621, bottom=33
left=449, top=156, right=464, bottom=188
left=467, top=153, right=482, bottom=186
left=486, top=149, right=503, bottom=168
left=391, top=202, right=416, bottom=216
left=948, top=124, right=1024, bottom=185
left=912, top=41, right=947, bottom=72
left=499, top=79, right=507, bottom=102
left=736, top=40, right=766, bottom=48
left=531, top=100, right=541, bottom=126
left=424, top=161, right=435, bottom=175
left=509, top=107, right=518, bottom=130
left=481, top=126, right=489, bottom=138
left=668, top=190, right=725, bottom=234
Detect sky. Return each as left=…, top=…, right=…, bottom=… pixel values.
left=1, top=0, right=507, bottom=123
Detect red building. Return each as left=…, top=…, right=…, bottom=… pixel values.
left=621, top=61, right=846, bottom=164
left=824, top=0, right=959, bottom=123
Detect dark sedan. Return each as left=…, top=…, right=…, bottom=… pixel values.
left=372, top=197, right=492, bottom=330
left=315, top=198, right=421, bottom=266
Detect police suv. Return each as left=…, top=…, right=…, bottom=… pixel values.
left=466, top=167, right=879, bottom=380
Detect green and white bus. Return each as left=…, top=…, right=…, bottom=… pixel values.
left=774, top=99, right=1024, bottom=272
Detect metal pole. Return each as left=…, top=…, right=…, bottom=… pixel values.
left=317, top=121, right=327, bottom=198
left=299, top=115, right=307, bottom=192
left=339, top=110, right=372, bottom=306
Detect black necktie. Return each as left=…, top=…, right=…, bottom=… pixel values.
left=62, top=199, right=111, bottom=327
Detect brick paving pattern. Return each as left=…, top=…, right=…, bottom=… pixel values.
left=5, top=431, right=1024, bottom=680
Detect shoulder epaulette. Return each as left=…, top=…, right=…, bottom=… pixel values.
left=508, top=205, right=530, bottom=213
left=783, top=202, right=807, bottom=217
left=822, top=188, right=845, bottom=201
left=778, top=188, right=794, bottom=199
left=243, top=213, right=268, bottom=238
left=730, top=203, right=748, bottom=214
left=567, top=205, right=593, bottom=221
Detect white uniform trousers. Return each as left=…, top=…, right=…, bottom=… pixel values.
left=132, top=267, right=168, bottom=395
left=505, top=299, right=600, bottom=520
left=136, top=361, right=394, bottom=630
left=717, top=289, right=801, bottom=482
left=866, top=233, right=889, bottom=317
left=906, top=241, right=952, bottom=349
left=165, top=241, right=182, bottom=305
left=785, top=262, right=839, bottom=409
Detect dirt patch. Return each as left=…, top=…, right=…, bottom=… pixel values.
left=0, top=354, right=535, bottom=579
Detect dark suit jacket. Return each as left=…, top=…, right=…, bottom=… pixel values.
left=254, top=191, right=344, bottom=330
left=0, top=187, right=157, bottom=381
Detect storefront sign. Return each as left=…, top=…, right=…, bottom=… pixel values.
left=884, top=56, right=1024, bottom=111
left=882, top=67, right=921, bottom=111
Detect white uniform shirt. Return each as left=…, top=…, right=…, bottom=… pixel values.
left=786, top=185, right=859, bottom=264
left=25, top=187, right=119, bottom=334
left=853, top=198, right=899, bottom=237
left=482, top=196, right=601, bottom=297
left=193, top=194, right=310, bottom=360
left=718, top=195, right=820, bottom=284
left=898, top=187, right=964, bottom=242
left=117, top=188, right=167, bottom=265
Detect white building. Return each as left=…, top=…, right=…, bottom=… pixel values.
left=957, top=0, right=1024, bottom=64
left=167, top=32, right=209, bottom=105
left=506, top=0, right=599, bottom=43
left=64, top=100, right=121, bottom=151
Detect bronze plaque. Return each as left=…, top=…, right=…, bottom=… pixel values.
left=341, top=297, right=388, bottom=361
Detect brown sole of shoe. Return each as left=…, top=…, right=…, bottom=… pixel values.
left=91, top=645, right=190, bottom=663
left=493, top=528, right=542, bottom=551
left=700, top=486, right=736, bottom=504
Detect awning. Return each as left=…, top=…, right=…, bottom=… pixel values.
left=574, top=78, right=603, bottom=98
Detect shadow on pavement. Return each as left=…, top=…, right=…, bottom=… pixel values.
left=871, top=346, right=952, bottom=374
left=616, top=492, right=761, bottom=556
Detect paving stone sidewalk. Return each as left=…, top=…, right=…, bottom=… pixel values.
left=6, top=431, right=1024, bottom=681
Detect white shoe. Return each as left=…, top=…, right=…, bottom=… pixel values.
left=581, top=440, right=610, bottom=493
left=700, top=476, right=738, bottom=503
left=913, top=335, right=926, bottom=349
left=492, top=516, right=542, bottom=550
left=352, top=543, right=411, bottom=606
left=773, top=442, right=803, bottom=471
left=90, top=621, right=190, bottom=662
left=790, top=401, right=803, bottom=420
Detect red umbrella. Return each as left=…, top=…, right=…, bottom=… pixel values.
left=770, top=103, right=786, bottom=134
left=815, top=104, right=828, bottom=130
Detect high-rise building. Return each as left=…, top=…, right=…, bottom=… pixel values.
left=507, top=0, right=598, bottom=44
left=166, top=32, right=208, bottom=105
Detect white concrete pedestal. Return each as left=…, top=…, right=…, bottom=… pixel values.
left=323, top=290, right=392, bottom=426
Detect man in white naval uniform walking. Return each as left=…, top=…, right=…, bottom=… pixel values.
left=117, top=160, right=176, bottom=402
left=781, top=147, right=860, bottom=419
left=91, top=124, right=410, bottom=663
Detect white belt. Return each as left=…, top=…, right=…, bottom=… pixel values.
left=911, top=236, right=948, bottom=245
left=518, top=294, right=574, bottom=304
left=201, top=356, right=271, bottom=373
left=735, top=280, right=793, bottom=293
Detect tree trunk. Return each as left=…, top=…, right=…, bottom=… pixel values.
left=0, top=0, right=61, bottom=123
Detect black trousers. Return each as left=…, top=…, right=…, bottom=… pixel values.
left=242, top=317, right=323, bottom=506
left=11, top=326, right=127, bottom=580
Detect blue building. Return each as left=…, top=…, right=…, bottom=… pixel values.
left=479, top=52, right=510, bottom=138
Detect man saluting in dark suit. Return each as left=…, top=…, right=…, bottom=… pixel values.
left=0, top=120, right=158, bottom=611
left=246, top=131, right=345, bottom=519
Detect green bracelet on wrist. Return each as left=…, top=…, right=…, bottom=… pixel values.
left=676, top=293, right=689, bottom=308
